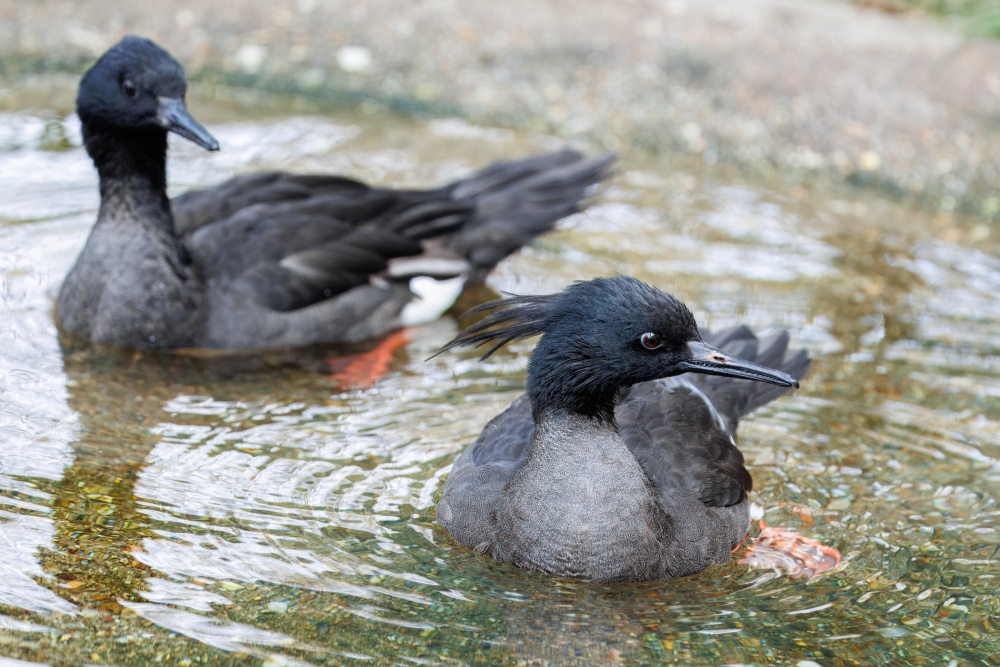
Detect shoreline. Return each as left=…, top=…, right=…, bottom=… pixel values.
left=2, top=0, right=998, bottom=223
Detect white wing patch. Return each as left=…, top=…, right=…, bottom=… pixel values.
left=400, top=274, right=467, bottom=326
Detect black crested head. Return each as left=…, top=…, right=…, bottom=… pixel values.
left=440, top=276, right=699, bottom=421
left=439, top=275, right=799, bottom=422
left=77, top=36, right=218, bottom=154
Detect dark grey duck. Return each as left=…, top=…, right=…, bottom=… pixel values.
left=436, top=276, right=809, bottom=582
left=57, top=36, right=613, bottom=350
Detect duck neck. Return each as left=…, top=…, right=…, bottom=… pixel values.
left=528, top=407, right=622, bottom=461
left=522, top=405, right=654, bottom=519
left=83, top=122, right=173, bottom=228
left=526, top=334, right=621, bottom=424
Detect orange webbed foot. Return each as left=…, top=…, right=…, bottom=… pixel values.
left=737, top=520, right=841, bottom=578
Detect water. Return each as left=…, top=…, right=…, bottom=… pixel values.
left=0, top=77, right=998, bottom=666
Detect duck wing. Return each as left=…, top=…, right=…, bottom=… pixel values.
left=619, top=325, right=810, bottom=509
left=172, top=171, right=371, bottom=237
left=182, top=176, right=434, bottom=313
left=177, top=151, right=614, bottom=318
left=618, top=377, right=751, bottom=508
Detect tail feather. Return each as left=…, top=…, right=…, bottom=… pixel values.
left=693, top=325, right=810, bottom=432
left=445, top=150, right=616, bottom=281
left=449, top=149, right=607, bottom=200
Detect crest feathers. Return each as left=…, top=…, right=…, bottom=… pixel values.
left=435, top=293, right=558, bottom=360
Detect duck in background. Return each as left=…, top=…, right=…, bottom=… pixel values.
left=436, top=276, right=839, bottom=581
left=57, top=36, right=613, bottom=351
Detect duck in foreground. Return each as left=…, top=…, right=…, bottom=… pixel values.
left=57, top=36, right=613, bottom=350
left=436, top=276, right=812, bottom=582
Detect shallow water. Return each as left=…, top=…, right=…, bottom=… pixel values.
left=0, top=77, right=998, bottom=666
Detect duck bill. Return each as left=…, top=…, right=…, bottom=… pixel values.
left=156, top=97, right=220, bottom=151
left=678, top=340, right=799, bottom=388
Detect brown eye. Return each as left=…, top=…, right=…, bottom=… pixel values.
left=123, top=80, right=137, bottom=97
left=640, top=332, right=662, bottom=350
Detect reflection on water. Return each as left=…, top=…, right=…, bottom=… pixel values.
left=0, top=81, right=997, bottom=665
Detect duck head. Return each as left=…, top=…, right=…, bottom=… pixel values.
left=77, top=36, right=219, bottom=151
left=439, top=276, right=798, bottom=421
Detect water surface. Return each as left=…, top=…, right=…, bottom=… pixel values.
left=0, top=78, right=998, bottom=665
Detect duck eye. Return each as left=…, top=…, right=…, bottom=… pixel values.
left=122, top=80, right=137, bottom=97
left=640, top=332, right=662, bottom=350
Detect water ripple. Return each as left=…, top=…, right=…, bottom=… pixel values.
left=0, top=90, right=996, bottom=664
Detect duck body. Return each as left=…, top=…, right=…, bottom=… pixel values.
left=57, top=36, right=613, bottom=350
left=462, top=406, right=681, bottom=581
left=436, top=277, right=809, bottom=582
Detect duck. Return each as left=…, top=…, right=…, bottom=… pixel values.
left=57, top=36, right=614, bottom=350
left=435, top=276, right=810, bottom=582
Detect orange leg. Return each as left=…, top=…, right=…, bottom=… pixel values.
left=325, top=329, right=412, bottom=389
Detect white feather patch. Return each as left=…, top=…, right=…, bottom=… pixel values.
left=400, top=275, right=467, bottom=326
